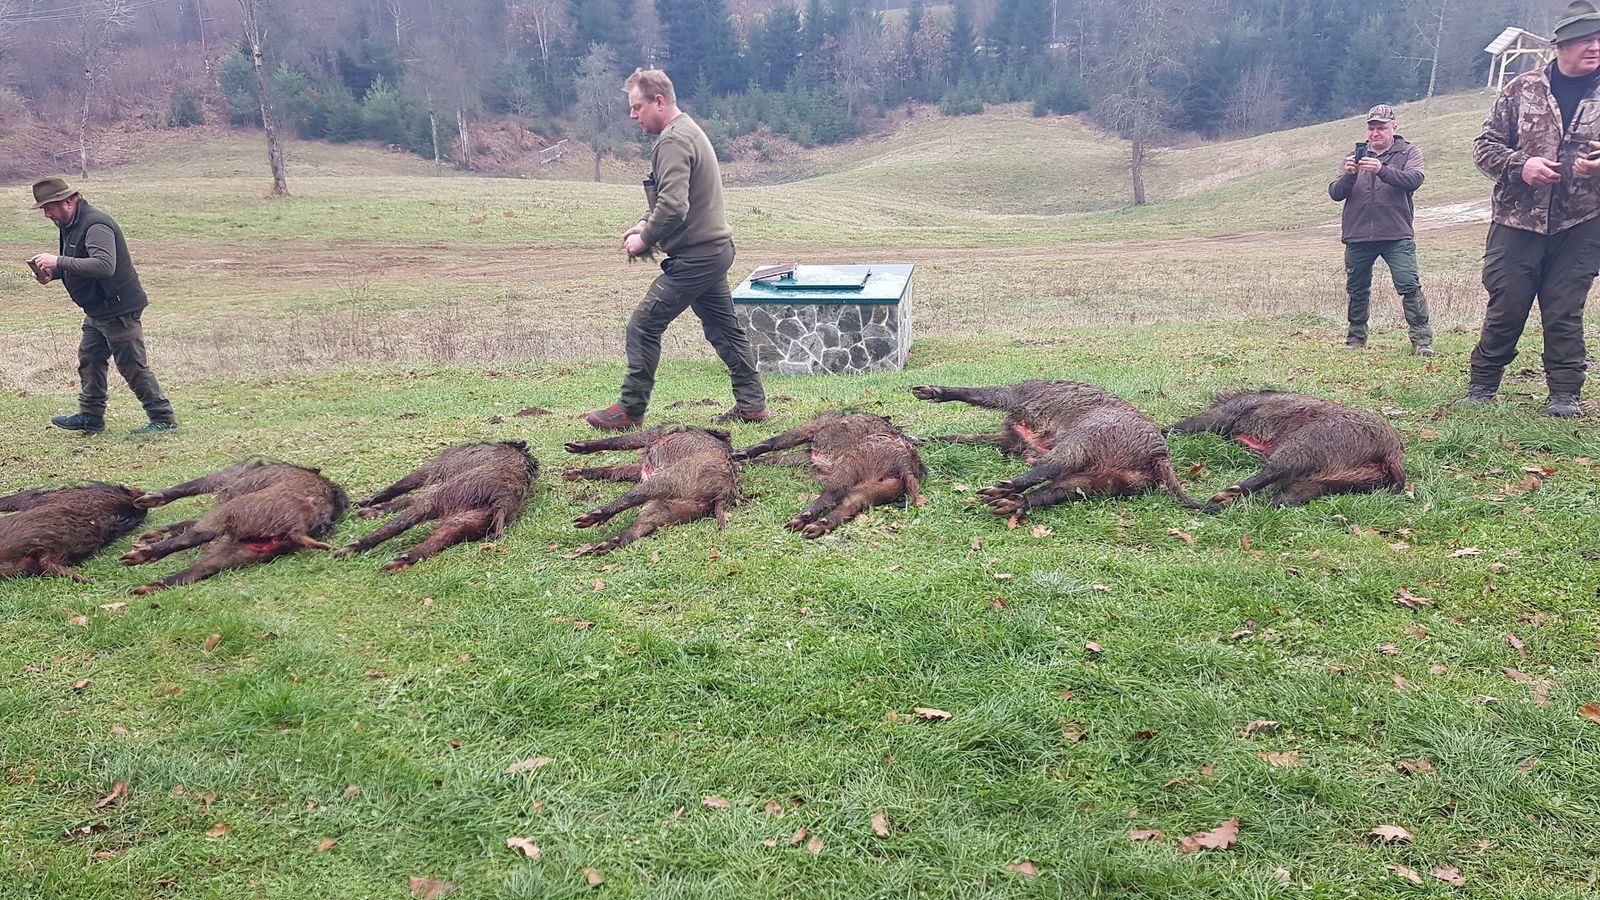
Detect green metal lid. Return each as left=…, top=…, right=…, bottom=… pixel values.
left=732, top=264, right=913, bottom=305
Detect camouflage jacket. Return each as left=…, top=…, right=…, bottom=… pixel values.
left=1474, top=62, right=1600, bottom=234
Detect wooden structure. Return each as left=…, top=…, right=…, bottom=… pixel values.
left=1484, top=27, right=1553, bottom=92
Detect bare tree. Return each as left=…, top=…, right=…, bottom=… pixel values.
left=1227, top=63, right=1290, bottom=137
left=239, top=0, right=289, bottom=195
left=73, top=0, right=136, bottom=179
left=835, top=22, right=882, bottom=118
left=1094, top=0, right=1179, bottom=206
left=571, top=43, right=626, bottom=183
left=1422, top=0, right=1449, bottom=99
left=507, top=0, right=569, bottom=77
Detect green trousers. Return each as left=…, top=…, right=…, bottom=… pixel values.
left=1343, top=238, right=1432, bottom=345
left=78, top=311, right=176, bottom=422
left=1470, top=219, right=1598, bottom=394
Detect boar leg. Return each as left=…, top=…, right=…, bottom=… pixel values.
left=1271, top=464, right=1399, bottom=507
left=0, top=489, right=49, bottom=512
left=36, top=558, right=91, bottom=583
left=1164, top=409, right=1232, bottom=435
left=382, top=509, right=496, bottom=572
left=732, top=426, right=815, bottom=462
left=132, top=538, right=281, bottom=594
left=563, top=464, right=643, bottom=483
left=1207, top=465, right=1298, bottom=506
left=134, top=470, right=242, bottom=508
left=574, top=487, right=653, bottom=528
left=361, top=494, right=420, bottom=519
left=565, top=432, right=657, bottom=455
left=795, top=476, right=906, bottom=537
left=977, top=460, right=1071, bottom=512
left=357, top=470, right=432, bottom=508
left=122, top=525, right=219, bottom=565
left=908, top=384, right=1021, bottom=408
left=590, top=499, right=708, bottom=555
left=337, top=505, right=433, bottom=555
left=136, top=518, right=198, bottom=547
left=745, top=450, right=813, bottom=468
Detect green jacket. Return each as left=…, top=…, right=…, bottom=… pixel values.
left=52, top=201, right=148, bottom=317
left=640, top=112, right=733, bottom=257
left=1328, top=136, right=1424, bottom=243
left=1474, top=61, right=1600, bottom=235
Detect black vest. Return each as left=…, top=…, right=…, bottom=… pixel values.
left=58, top=201, right=148, bottom=317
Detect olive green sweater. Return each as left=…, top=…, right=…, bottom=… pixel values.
left=640, top=112, right=733, bottom=257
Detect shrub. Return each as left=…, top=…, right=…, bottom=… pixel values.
left=939, top=82, right=984, bottom=116
left=168, top=91, right=204, bottom=127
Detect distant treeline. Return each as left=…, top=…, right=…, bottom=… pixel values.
left=0, top=0, right=1565, bottom=164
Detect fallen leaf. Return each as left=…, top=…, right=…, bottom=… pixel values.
left=1259, top=751, right=1301, bottom=768
left=1450, top=547, right=1483, bottom=558
left=1130, top=728, right=1159, bottom=740
left=343, top=785, right=361, bottom=798
left=1186, top=462, right=1208, bottom=478
left=1167, top=527, right=1196, bottom=546
left=702, top=795, right=731, bottom=809
left=789, top=826, right=808, bottom=845
left=504, top=757, right=554, bottom=774
left=987, top=597, right=1010, bottom=611
left=201, top=791, right=217, bottom=810
left=1514, top=473, right=1542, bottom=493
left=109, top=724, right=128, bottom=736
left=806, top=834, right=824, bottom=855
left=1127, top=829, right=1163, bottom=841
left=581, top=868, right=604, bottom=887
left=1516, top=757, right=1541, bottom=772
left=1367, top=824, right=1414, bottom=843
left=1387, top=864, right=1423, bottom=885
left=1241, top=720, right=1279, bottom=737
left=1395, top=758, right=1435, bottom=776
left=1178, top=817, right=1239, bottom=853
left=591, top=579, right=605, bottom=592
left=504, top=837, right=540, bottom=859
left=409, top=876, right=454, bottom=898
left=313, top=837, right=338, bottom=852
left=871, top=811, right=889, bottom=837
left=1240, top=533, right=1251, bottom=551
left=1429, top=664, right=1447, bottom=675
left=205, top=823, right=232, bottom=838
left=201, top=634, right=221, bottom=652
left=1029, top=524, right=1053, bottom=538
left=991, top=572, right=1014, bottom=580
left=1392, top=587, right=1432, bottom=610
left=94, top=780, right=129, bottom=809
left=572, top=621, right=595, bottom=631
left=913, top=707, right=952, bottom=720
left=1501, top=667, right=1532, bottom=682
left=1379, top=643, right=1400, bottom=655
left=1003, top=860, right=1040, bottom=880
left=1506, top=632, right=1527, bottom=658
left=1403, top=625, right=1428, bottom=640
left=62, top=608, right=88, bottom=627
left=1392, top=674, right=1414, bottom=692
left=970, top=536, right=982, bottom=550
left=1229, top=629, right=1253, bottom=641
left=1084, top=641, right=1104, bottom=654
left=72, top=679, right=90, bottom=692
left=1578, top=703, right=1600, bottom=726
left=61, top=823, right=109, bottom=840
left=98, top=602, right=126, bottom=612
left=762, top=800, right=784, bottom=818
left=1431, top=864, right=1466, bottom=886
left=1419, top=428, right=1438, bottom=441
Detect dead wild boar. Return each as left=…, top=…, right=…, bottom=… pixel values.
left=563, top=426, right=738, bottom=555
left=732, top=412, right=927, bottom=537
left=336, top=441, right=539, bottom=571
left=120, top=460, right=349, bottom=594
left=1164, top=390, right=1406, bottom=506
left=0, top=482, right=147, bottom=582
left=909, top=380, right=1206, bottom=514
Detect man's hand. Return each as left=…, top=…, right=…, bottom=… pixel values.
left=1357, top=156, right=1383, bottom=175
left=1574, top=141, right=1600, bottom=178
left=621, top=218, right=647, bottom=241
left=28, top=253, right=55, bottom=283
left=1341, top=156, right=1358, bottom=176
left=623, top=233, right=649, bottom=258
left=1522, top=156, right=1563, bottom=186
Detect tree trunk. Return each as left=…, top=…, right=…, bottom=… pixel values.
left=1130, top=138, right=1146, bottom=206
left=456, top=107, right=472, bottom=169
left=1425, top=0, right=1447, bottom=100
left=593, top=148, right=602, bottom=183
left=78, top=66, right=93, bottom=179
left=241, top=0, right=288, bottom=195
left=429, top=108, right=441, bottom=174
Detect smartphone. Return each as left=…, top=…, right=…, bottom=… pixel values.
left=1354, top=141, right=1368, bottom=161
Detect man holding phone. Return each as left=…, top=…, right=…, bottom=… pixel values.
left=1465, top=0, right=1600, bottom=417
left=1328, top=104, right=1433, bottom=356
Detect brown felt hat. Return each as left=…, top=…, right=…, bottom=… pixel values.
left=30, top=176, right=79, bottom=208
left=1554, top=0, right=1600, bottom=43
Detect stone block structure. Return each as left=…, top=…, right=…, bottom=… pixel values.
left=731, top=264, right=914, bottom=375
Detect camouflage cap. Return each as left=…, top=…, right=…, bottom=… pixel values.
left=1554, top=0, right=1600, bottom=43
left=1365, top=104, right=1396, bottom=124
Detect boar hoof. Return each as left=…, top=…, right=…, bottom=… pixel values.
left=908, top=385, right=944, bottom=402
left=784, top=516, right=809, bottom=532
left=574, top=511, right=608, bottom=529
left=1208, top=487, right=1243, bottom=505
left=133, top=493, right=165, bottom=509
left=382, top=557, right=412, bottom=573
left=562, top=468, right=587, bottom=481
left=131, top=583, right=161, bottom=596
left=801, top=522, right=832, bottom=538
left=359, top=507, right=386, bottom=519
left=120, top=549, right=147, bottom=566
left=984, top=494, right=1026, bottom=516
left=332, top=545, right=357, bottom=558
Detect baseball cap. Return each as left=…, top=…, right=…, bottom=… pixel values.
left=1365, top=104, right=1396, bottom=124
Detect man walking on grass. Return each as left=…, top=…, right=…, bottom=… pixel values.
left=586, top=67, right=772, bottom=431
left=27, top=177, right=179, bottom=435
left=1328, top=104, right=1434, bottom=356
left=1464, top=0, right=1600, bottom=418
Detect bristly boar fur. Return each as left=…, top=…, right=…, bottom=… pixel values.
left=1165, top=390, right=1406, bottom=506
left=909, top=380, right=1206, bottom=515
left=732, top=412, right=927, bottom=537
left=120, top=460, right=349, bottom=594
left=336, top=440, right=539, bottom=571
left=0, top=482, right=147, bottom=582
left=563, top=426, right=738, bottom=555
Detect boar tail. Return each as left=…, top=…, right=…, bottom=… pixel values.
left=1157, top=461, right=1211, bottom=510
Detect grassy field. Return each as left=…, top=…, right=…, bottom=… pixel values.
left=3, top=96, right=1600, bottom=899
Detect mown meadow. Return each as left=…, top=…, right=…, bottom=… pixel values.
left=2, top=95, right=1598, bottom=898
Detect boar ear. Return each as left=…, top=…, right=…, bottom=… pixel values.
left=706, top=428, right=733, bottom=445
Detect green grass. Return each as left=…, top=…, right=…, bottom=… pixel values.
left=3, top=96, right=1599, bottom=898
left=3, top=328, right=1598, bottom=899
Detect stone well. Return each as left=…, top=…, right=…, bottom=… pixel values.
left=731, top=264, right=914, bottom=375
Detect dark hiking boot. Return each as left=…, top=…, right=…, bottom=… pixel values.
left=1412, top=343, right=1435, bottom=357
left=585, top=404, right=643, bottom=431
left=711, top=406, right=777, bottom=424
left=51, top=412, right=105, bottom=434
left=1461, top=384, right=1498, bottom=405
left=1341, top=340, right=1366, bottom=350
left=130, top=421, right=180, bottom=436
left=1544, top=392, right=1584, bottom=418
